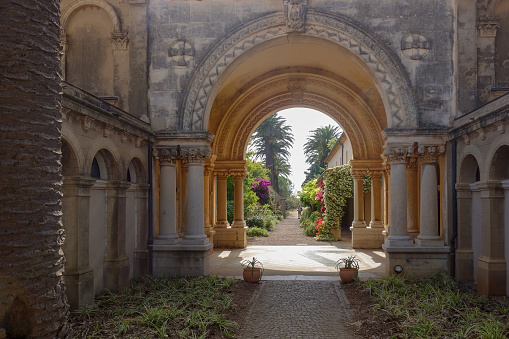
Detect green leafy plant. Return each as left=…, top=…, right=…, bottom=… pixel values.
left=246, top=227, right=269, bottom=237
left=335, top=255, right=360, bottom=270
left=240, top=257, right=264, bottom=278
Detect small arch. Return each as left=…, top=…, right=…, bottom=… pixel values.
left=62, top=0, right=122, bottom=33
left=61, top=138, right=80, bottom=176
left=84, top=138, right=122, bottom=180
left=490, top=145, right=509, bottom=180
left=90, top=149, right=118, bottom=180
left=126, top=157, right=147, bottom=184
left=459, top=154, right=481, bottom=184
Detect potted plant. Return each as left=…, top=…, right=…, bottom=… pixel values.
left=241, top=257, right=264, bottom=283
left=335, top=255, right=360, bottom=283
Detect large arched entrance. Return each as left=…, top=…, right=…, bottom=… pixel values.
left=152, top=10, right=449, bottom=277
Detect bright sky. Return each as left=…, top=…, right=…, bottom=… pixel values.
left=277, top=108, right=342, bottom=194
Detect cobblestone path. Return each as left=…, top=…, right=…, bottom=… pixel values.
left=238, top=280, right=360, bottom=339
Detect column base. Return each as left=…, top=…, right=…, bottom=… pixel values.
left=151, top=243, right=213, bottom=277
left=416, top=236, right=444, bottom=247
left=384, top=235, right=414, bottom=247
left=214, top=227, right=247, bottom=248
left=477, top=256, right=506, bottom=296
left=455, top=249, right=474, bottom=282
left=231, top=220, right=246, bottom=228
left=214, top=221, right=230, bottom=228
left=154, top=236, right=180, bottom=245
left=408, top=229, right=419, bottom=241
left=133, top=250, right=150, bottom=277
left=350, top=227, right=384, bottom=249
left=351, top=220, right=367, bottom=228
left=182, top=234, right=210, bottom=245
left=369, top=220, right=384, bottom=228
left=103, top=256, right=130, bottom=292
left=382, top=245, right=449, bottom=277
left=63, top=267, right=94, bottom=311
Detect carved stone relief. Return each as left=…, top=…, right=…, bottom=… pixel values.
left=283, top=0, right=308, bottom=33
left=401, top=33, right=431, bottom=60
left=169, top=39, right=195, bottom=68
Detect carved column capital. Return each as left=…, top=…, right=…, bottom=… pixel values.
left=231, top=170, right=247, bottom=180
left=181, top=147, right=211, bottom=165
left=110, top=31, right=129, bottom=50
left=214, top=170, right=230, bottom=180
left=204, top=166, right=214, bottom=177
left=368, top=170, right=384, bottom=179
left=478, top=18, right=499, bottom=38
left=407, top=154, right=419, bottom=170
left=417, top=145, right=444, bottom=164
left=383, top=146, right=413, bottom=164
left=351, top=169, right=367, bottom=180
left=155, top=148, right=179, bottom=165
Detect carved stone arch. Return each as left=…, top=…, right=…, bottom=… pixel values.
left=126, top=148, right=148, bottom=183
left=459, top=153, right=481, bottom=184
left=488, top=143, right=509, bottom=180
left=180, top=10, right=417, bottom=131
left=61, top=124, right=85, bottom=176
left=212, top=74, right=383, bottom=162
left=459, top=144, right=486, bottom=182
left=84, top=138, right=122, bottom=180
left=62, top=0, right=122, bottom=32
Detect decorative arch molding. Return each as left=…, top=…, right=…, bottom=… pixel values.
left=62, top=0, right=122, bottom=32
left=487, top=0, right=502, bottom=17
left=181, top=10, right=417, bottom=131
left=61, top=124, right=85, bottom=175
left=459, top=145, right=486, bottom=182
left=213, top=74, right=383, bottom=161
left=458, top=153, right=481, bottom=183
left=487, top=142, right=509, bottom=180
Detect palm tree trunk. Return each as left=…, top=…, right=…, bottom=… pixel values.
left=0, top=1, right=70, bottom=337
left=265, top=140, right=278, bottom=192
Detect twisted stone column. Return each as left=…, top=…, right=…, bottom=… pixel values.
left=157, top=148, right=179, bottom=244
left=214, top=171, right=230, bottom=228
left=384, top=147, right=413, bottom=247
left=351, top=169, right=366, bottom=229
left=231, top=170, right=247, bottom=228
left=181, top=148, right=210, bottom=245
left=416, top=146, right=443, bottom=246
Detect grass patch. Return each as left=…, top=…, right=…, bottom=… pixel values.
left=351, top=272, right=509, bottom=338
left=71, top=275, right=241, bottom=338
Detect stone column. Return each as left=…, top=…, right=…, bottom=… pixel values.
left=416, top=146, right=443, bottom=246
left=133, top=183, right=150, bottom=277
left=382, top=162, right=391, bottom=237
left=157, top=148, right=179, bottom=244
left=477, top=18, right=499, bottom=105
left=180, top=161, right=189, bottom=236
left=62, top=176, right=96, bottom=310
left=214, top=171, right=230, bottom=228
left=110, top=32, right=129, bottom=110
left=477, top=181, right=506, bottom=296
left=104, top=181, right=131, bottom=292
left=369, top=170, right=384, bottom=228
left=384, top=147, right=413, bottom=247
left=351, top=169, right=366, bottom=229
left=231, top=170, right=247, bottom=228
left=455, top=182, right=474, bottom=282
left=406, top=155, right=419, bottom=238
left=181, top=148, right=210, bottom=245
left=204, top=161, right=216, bottom=246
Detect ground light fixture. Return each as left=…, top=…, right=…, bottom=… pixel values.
left=394, top=265, right=403, bottom=274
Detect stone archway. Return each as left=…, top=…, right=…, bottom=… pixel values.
left=180, top=11, right=417, bottom=132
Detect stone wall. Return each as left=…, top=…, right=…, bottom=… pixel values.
left=148, top=0, right=454, bottom=131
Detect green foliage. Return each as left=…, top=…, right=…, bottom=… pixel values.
left=247, top=227, right=269, bottom=237
left=303, top=125, right=340, bottom=168
left=278, top=176, right=294, bottom=199
left=70, top=275, right=240, bottom=338
left=300, top=218, right=317, bottom=237
left=285, top=195, right=300, bottom=210
left=299, top=179, right=320, bottom=211
left=358, top=272, right=509, bottom=338
left=227, top=200, right=234, bottom=224
left=321, top=164, right=354, bottom=235
left=245, top=204, right=280, bottom=231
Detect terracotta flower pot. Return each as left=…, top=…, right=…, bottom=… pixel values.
left=243, top=267, right=262, bottom=283
left=339, top=268, right=358, bottom=283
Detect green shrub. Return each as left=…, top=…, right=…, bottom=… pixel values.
left=246, top=215, right=265, bottom=228
left=227, top=200, right=234, bottom=224
left=246, top=227, right=269, bottom=238
left=285, top=196, right=300, bottom=210
left=263, top=217, right=276, bottom=231
left=300, top=219, right=317, bottom=237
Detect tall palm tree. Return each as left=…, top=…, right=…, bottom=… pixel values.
left=250, top=114, right=294, bottom=192
left=0, top=1, right=70, bottom=337
left=304, top=125, right=340, bottom=168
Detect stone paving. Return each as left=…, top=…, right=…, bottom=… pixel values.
left=238, top=280, right=360, bottom=339
left=210, top=211, right=384, bottom=338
